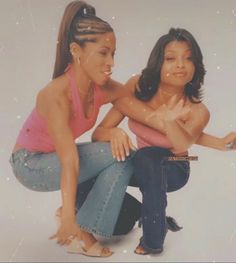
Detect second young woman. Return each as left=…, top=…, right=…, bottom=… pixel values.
left=92, top=28, right=236, bottom=255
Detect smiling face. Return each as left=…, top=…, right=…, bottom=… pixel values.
left=77, top=32, right=116, bottom=86
left=160, top=41, right=195, bottom=88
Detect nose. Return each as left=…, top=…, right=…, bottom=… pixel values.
left=176, top=58, right=184, bottom=68
left=106, top=54, right=114, bottom=67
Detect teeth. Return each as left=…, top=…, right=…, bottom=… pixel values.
left=104, top=71, right=112, bottom=75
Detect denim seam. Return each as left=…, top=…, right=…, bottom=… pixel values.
left=92, top=167, right=121, bottom=237
left=79, top=162, right=129, bottom=237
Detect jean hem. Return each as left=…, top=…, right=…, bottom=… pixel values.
left=79, top=224, right=113, bottom=238
left=139, top=237, right=164, bottom=254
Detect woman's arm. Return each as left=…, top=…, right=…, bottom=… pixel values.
left=162, top=98, right=210, bottom=152
left=104, top=77, right=236, bottom=152
left=196, top=132, right=236, bottom=151
left=104, top=76, right=166, bottom=133
left=38, top=86, right=79, bottom=245
left=92, top=107, right=136, bottom=161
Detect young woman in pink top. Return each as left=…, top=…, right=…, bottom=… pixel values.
left=9, top=0, right=138, bottom=257
left=92, top=28, right=236, bottom=255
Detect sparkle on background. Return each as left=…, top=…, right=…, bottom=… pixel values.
left=216, top=66, right=220, bottom=70
left=230, top=230, right=236, bottom=241
left=112, top=16, right=115, bottom=20
left=0, top=43, right=4, bottom=54
left=216, top=10, right=220, bottom=15
left=123, top=249, right=127, bottom=253
left=230, top=162, right=236, bottom=169
left=16, top=115, right=21, bottom=119
left=27, top=0, right=36, bottom=31
left=8, top=237, right=25, bottom=262
left=232, top=9, right=236, bottom=17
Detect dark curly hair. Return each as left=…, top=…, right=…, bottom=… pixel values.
left=135, top=28, right=206, bottom=103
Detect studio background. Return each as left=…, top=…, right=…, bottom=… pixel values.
left=0, top=0, right=236, bottom=262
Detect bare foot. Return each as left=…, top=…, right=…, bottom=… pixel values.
left=79, top=229, right=112, bottom=256
left=55, top=207, right=112, bottom=256
left=134, top=245, right=149, bottom=255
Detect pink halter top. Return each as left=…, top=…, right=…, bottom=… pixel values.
left=16, top=65, right=105, bottom=153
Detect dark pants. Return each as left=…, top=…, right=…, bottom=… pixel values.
left=133, top=147, right=190, bottom=253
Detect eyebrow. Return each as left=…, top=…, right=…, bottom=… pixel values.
left=165, top=49, right=191, bottom=53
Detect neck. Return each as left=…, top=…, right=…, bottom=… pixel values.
left=158, top=83, right=184, bottom=103
left=72, top=63, right=93, bottom=95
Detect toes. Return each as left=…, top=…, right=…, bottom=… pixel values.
left=101, top=247, right=113, bottom=256
left=135, top=245, right=147, bottom=255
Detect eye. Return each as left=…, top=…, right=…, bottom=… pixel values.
left=99, top=50, right=107, bottom=56
left=165, top=57, right=175, bottom=61
left=186, top=56, right=193, bottom=61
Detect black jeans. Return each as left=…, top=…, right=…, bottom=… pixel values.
left=133, top=147, right=190, bottom=253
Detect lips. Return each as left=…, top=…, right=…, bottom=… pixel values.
left=173, top=72, right=187, bottom=77
left=103, top=70, right=112, bottom=76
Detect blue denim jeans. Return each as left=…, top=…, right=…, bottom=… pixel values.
left=9, top=142, right=134, bottom=237
left=133, top=146, right=190, bottom=253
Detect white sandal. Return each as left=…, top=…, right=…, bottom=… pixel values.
left=67, top=238, right=113, bottom=257
left=55, top=207, right=113, bottom=257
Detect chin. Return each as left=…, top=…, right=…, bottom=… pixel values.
left=97, top=78, right=109, bottom=86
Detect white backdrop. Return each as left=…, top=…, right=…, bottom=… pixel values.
left=0, top=0, right=236, bottom=262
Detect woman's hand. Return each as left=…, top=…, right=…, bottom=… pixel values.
left=221, top=132, right=236, bottom=151
left=161, top=96, right=190, bottom=122
left=110, top=128, right=136, bottom=161
left=50, top=217, right=81, bottom=246
left=146, top=95, right=190, bottom=125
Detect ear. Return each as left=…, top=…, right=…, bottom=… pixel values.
left=69, top=42, right=82, bottom=58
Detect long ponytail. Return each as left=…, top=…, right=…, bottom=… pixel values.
left=52, top=0, right=113, bottom=79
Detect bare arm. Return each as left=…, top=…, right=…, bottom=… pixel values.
left=92, top=107, right=136, bottom=161
left=163, top=99, right=210, bottom=152
left=104, top=77, right=235, bottom=151
left=38, top=86, right=79, bottom=244
left=112, top=76, right=166, bottom=133
left=196, top=132, right=236, bottom=151
left=112, top=76, right=210, bottom=152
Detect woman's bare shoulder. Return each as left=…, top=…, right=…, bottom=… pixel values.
left=36, top=75, right=70, bottom=116
left=189, top=101, right=210, bottom=122
left=125, top=74, right=141, bottom=93
left=38, top=75, right=69, bottom=100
